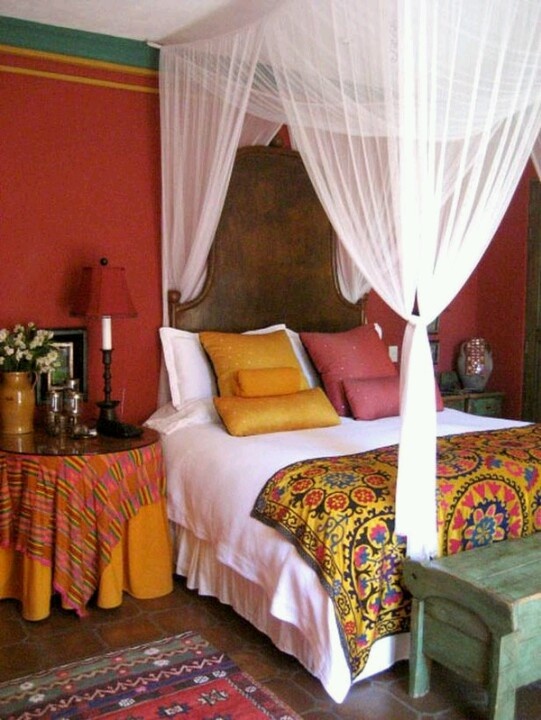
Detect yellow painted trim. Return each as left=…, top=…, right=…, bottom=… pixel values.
left=0, top=44, right=157, bottom=77
left=0, top=64, right=158, bottom=94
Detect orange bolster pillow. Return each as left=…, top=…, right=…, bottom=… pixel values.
left=233, top=367, right=303, bottom=397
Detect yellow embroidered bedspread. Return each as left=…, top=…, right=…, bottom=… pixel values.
left=251, top=424, right=541, bottom=679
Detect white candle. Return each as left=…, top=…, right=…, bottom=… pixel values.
left=101, top=316, right=113, bottom=350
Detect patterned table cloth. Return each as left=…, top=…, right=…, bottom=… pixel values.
left=0, top=442, right=166, bottom=615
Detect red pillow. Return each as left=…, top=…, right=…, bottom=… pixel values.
left=344, top=375, right=445, bottom=420
left=300, top=324, right=397, bottom=416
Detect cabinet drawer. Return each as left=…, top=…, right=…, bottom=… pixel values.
left=442, top=396, right=466, bottom=411
left=466, top=394, right=503, bottom=417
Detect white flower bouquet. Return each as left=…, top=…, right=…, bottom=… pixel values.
left=0, top=323, right=60, bottom=374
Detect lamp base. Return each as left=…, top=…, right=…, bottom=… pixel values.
left=96, top=400, right=143, bottom=438
left=96, top=399, right=120, bottom=424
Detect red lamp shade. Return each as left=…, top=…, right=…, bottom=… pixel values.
left=71, top=260, right=137, bottom=319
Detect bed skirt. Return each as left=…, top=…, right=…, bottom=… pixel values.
left=170, top=521, right=409, bottom=703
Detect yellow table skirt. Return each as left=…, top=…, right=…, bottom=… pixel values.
left=0, top=499, right=173, bottom=621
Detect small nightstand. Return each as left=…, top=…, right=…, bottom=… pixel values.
left=442, top=390, right=504, bottom=418
left=0, top=427, right=172, bottom=620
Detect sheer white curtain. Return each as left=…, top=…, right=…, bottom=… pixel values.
left=287, top=131, right=372, bottom=302
left=159, top=0, right=541, bottom=558
left=160, top=26, right=270, bottom=312
left=261, top=0, right=541, bottom=557
left=159, top=27, right=280, bottom=404
left=158, top=26, right=280, bottom=405
left=533, top=134, right=541, bottom=179
left=239, top=113, right=282, bottom=147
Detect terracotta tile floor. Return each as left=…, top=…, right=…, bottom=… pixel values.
left=1, top=576, right=540, bottom=719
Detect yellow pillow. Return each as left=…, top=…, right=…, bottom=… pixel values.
left=199, top=330, right=308, bottom=397
left=214, top=388, right=340, bottom=436
left=233, top=367, right=303, bottom=397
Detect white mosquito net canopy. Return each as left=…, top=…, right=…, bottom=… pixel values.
left=159, top=0, right=541, bottom=560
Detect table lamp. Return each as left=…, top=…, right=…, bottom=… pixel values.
left=71, top=257, right=139, bottom=435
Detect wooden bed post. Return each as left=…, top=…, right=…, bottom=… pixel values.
left=168, top=290, right=181, bottom=328
left=357, top=294, right=368, bottom=326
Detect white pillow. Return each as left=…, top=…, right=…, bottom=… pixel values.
left=285, top=328, right=321, bottom=388
left=160, top=327, right=215, bottom=411
left=160, top=324, right=287, bottom=412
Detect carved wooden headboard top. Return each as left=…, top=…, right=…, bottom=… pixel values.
left=168, top=146, right=365, bottom=333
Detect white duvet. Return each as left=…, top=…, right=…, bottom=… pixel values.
left=146, top=404, right=526, bottom=702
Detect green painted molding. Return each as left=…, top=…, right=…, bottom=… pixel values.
left=0, top=16, right=158, bottom=70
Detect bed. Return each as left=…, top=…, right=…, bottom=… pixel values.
left=146, top=146, right=536, bottom=703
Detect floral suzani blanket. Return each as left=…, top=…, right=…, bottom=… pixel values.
left=251, top=424, right=541, bottom=679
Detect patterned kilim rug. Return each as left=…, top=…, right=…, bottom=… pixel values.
left=0, top=631, right=301, bottom=719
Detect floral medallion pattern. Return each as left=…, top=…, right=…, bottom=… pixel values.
left=252, top=424, right=541, bottom=678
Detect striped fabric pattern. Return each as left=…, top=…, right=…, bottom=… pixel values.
left=0, top=443, right=165, bottom=615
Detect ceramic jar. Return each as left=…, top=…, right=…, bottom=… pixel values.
left=457, top=338, right=493, bottom=392
left=0, top=371, right=36, bottom=434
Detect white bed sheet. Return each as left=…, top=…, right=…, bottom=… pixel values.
left=146, top=404, right=526, bottom=703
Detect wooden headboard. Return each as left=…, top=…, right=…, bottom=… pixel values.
left=168, top=146, right=366, bottom=333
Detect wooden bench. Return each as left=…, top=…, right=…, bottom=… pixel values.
left=403, top=534, right=541, bottom=720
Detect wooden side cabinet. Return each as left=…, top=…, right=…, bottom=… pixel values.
left=442, top=391, right=504, bottom=418
left=403, top=534, right=541, bottom=720
left=441, top=394, right=467, bottom=412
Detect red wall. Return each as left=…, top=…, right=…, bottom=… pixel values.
left=1, top=46, right=534, bottom=423
left=276, top=126, right=530, bottom=415
left=1, top=47, right=162, bottom=424
left=476, top=162, right=538, bottom=418
left=365, top=272, right=479, bottom=373
left=363, top=164, right=535, bottom=420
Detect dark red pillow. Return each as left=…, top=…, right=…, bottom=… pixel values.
left=300, top=324, right=397, bottom=416
left=344, top=375, right=445, bottom=420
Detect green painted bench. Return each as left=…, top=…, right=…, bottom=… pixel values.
left=403, top=533, right=541, bottom=720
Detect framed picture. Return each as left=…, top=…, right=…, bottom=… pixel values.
left=37, top=327, right=88, bottom=403
left=427, top=316, right=440, bottom=335
left=429, top=340, right=440, bottom=366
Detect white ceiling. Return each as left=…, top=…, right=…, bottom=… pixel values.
left=0, top=0, right=281, bottom=44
